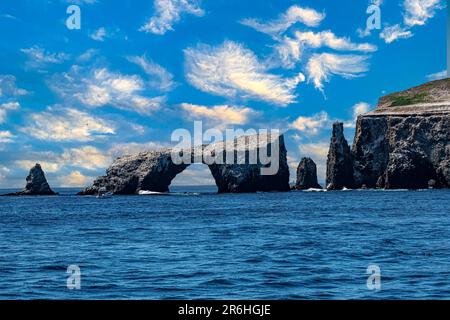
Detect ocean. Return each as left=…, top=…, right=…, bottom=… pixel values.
left=0, top=187, right=449, bottom=300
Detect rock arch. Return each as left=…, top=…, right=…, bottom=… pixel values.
left=79, top=134, right=290, bottom=195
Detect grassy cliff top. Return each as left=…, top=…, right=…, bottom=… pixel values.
left=378, top=78, right=449, bottom=108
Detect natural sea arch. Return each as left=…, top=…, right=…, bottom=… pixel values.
left=79, top=134, right=290, bottom=195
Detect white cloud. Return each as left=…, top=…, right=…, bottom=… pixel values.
left=90, top=27, right=107, bottom=41
left=241, top=5, right=325, bottom=36
left=380, top=24, right=413, bottom=43
left=0, top=75, right=28, bottom=97
left=61, top=146, right=111, bottom=170
left=403, top=0, right=442, bottom=27
left=0, top=101, right=20, bottom=124
left=57, top=171, right=94, bottom=187
left=141, top=0, right=204, bottom=35
left=295, top=30, right=377, bottom=52
left=275, top=31, right=376, bottom=68
left=185, top=41, right=305, bottom=105
left=15, top=159, right=62, bottom=173
left=306, top=53, right=369, bottom=93
left=379, top=1, right=443, bottom=44
left=50, top=66, right=165, bottom=115
left=77, top=49, right=99, bottom=63
left=22, top=106, right=115, bottom=142
left=128, top=55, right=175, bottom=92
left=426, top=70, right=447, bottom=81
left=299, top=142, right=329, bottom=161
left=180, top=103, right=258, bottom=127
left=352, top=102, right=371, bottom=119
left=290, top=111, right=330, bottom=135
left=0, top=130, right=14, bottom=143
left=21, top=46, right=69, bottom=69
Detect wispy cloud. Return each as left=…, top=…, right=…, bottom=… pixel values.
left=184, top=41, right=305, bottom=105
left=380, top=24, right=413, bottom=43
left=61, top=146, right=111, bottom=170
left=0, top=102, right=20, bottom=124
left=306, top=53, right=369, bottom=93
left=50, top=66, right=165, bottom=115
left=241, top=5, right=325, bottom=37
left=403, top=0, right=443, bottom=27
left=127, top=55, right=175, bottom=92
left=21, top=46, right=69, bottom=70
left=275, top=30, right=376, bottom=68
left=21, top=106, right=115, bottom=142
left=141, top=0, right=204, bottom=35
left=90, top=27, right=107, bottom=41
left=380, top=0, right=443, bottom=44
left=426, top=70, right=447, bottom=81
left=290, top=111, right=329, bottom=135
left=180, top=103, right=259, bottom=127
left=0, top=75, right=28, bottom=97
left=241, top=5, right=375, bottom=95
left=0, top=130, right=14, bottom=143
left=57, top=171, right=94, bottom=187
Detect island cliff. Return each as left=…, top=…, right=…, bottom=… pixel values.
left=79, top=133, right=290, bottom=195
left=326, top=78, right=450, bottom=190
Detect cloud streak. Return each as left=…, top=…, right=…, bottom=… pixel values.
left=241, top=5, right=325, bottom=37
left=21, top=106, right=115, bottom=142
left=141, top=0, right=204, bottom=35
left=184, top=41, right=305, bottom=105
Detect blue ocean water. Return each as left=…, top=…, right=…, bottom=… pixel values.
left=0, top=187, right=449, bottom=300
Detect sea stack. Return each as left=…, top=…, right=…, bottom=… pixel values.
left=326, top=122, right=355, bottom=190
left=295, top=157, right=322, bottom=190
left=8, top=164, right=57, bottom=196
left=352, top=78, right=450, bottom=189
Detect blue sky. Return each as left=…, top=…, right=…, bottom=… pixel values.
left=0, top=0, right=447, bottom=188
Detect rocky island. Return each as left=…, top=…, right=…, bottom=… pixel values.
left=326, top=78, right=450, bottom=190
left=79, top=133, right=290, bottom=195
left=294, top=157, right=322, bottom=190
left=4, top=163, right=57, bottom=196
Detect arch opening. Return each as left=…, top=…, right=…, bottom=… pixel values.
left=170, top=163, right=218, bottom=193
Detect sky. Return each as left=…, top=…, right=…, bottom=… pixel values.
left=0, top=0, right=447, bottom=189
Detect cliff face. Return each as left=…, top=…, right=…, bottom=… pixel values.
left=80, top=133, right=290, bottom=195
left=352, top=78, right=450, bottom=189
left=326, top=122, right=355, bottom=190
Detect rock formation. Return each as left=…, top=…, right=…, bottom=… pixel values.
left=352, top=78, right=450, bottom=189
left=6, top=164, right=57, bottom=196
left=326, top=122, right=355, bottom=190
left=295, top=157, right=322, bottom=190
left=79, top=133, right=290, bottom=195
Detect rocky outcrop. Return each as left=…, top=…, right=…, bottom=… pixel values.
left=6, top=164, right=57, bottom=196
left=79, top=133, right=290, bottom=195
left=352, top=78, right=450, bottom=189
left=295, top=157, right=322, bottom=190
left=326, top=122, right=355, bottom=190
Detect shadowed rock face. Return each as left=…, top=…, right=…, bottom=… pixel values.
left=326, top=122, right=355, bottom=190
left=352, top=78, right=450, bottom=189
left=295, top=157, right=322, bottom=190
left=6, top=164, right=57, bottom=196
left=79, top=134, right=290, bottom=195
